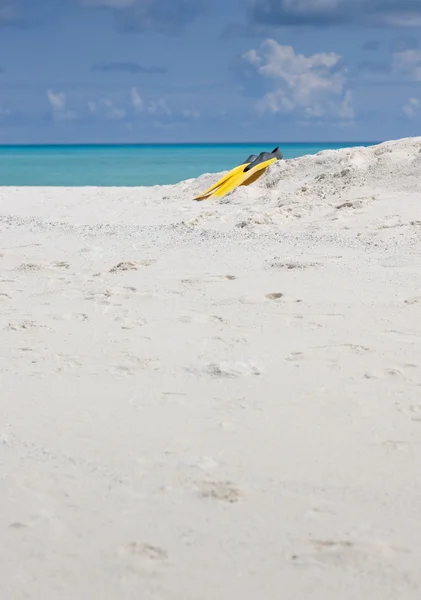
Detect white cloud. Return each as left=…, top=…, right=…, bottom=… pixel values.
left=86, top=90, right=173, bottom=122
left=242, top=49, right=261, bottom=68
left=110, top=108, right=126, bottom=119
left=100, top=98, right=126, bottom=120
left=152, top=119, right=176, bottom=129
left=182, top=109, right=200, bottom=119
left=393, top=49, right=421, bottom=81
left=47, top=88, right=176, bottom=125
left=338, top=90, right=354, bottom=120
left=402, top=97, right=420, bottom=118
left=242, top=39, right=352, bottom=120
left=131, top=87, right=143, bottom=113
left=47, top=90, right=77, bottom=121
left=147, top=98, right=171, bottom=116
left=47, top=90, right=66, bottom=111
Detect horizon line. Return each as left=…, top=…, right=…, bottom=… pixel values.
left=0, top=140, right=381, bottom=148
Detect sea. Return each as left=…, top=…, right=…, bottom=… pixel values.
left=0, top=142, right=378, bottom=187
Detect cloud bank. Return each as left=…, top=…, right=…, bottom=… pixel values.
left=239, top=39, right=354, bottom=121
left=250, top=0, right=421, bottom=28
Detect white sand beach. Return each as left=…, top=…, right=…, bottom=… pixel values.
left=1, top=137, right=421, bottom=599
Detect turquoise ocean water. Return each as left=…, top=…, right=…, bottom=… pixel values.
left=0, top=142, right=378, bottom=187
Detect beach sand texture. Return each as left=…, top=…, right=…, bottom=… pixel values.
left=1, top=137, right=421, bottom=599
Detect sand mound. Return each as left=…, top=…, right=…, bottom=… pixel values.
left=176, top=137, right=421, bottom=235
left=265, top=136, right=421, bottom=193
left=190, top=137, right=421, bottom=197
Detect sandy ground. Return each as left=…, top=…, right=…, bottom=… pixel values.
left=1, top=137, right=421, bottom=599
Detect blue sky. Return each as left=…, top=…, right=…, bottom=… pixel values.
left=0, top=0, right=421, bottom=143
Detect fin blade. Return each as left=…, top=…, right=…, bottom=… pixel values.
left=240, top=165, right=269, bottom=187
left=214, top=158, right=277, bottom=198
left=193, top=163, right=248, bottom=201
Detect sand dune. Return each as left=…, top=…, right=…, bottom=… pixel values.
left=1, top=137, right=421, bottom=599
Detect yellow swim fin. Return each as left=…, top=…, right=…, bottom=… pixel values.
left=240, top=165, right=269, bottom=187
left=194, top=147, right=283, bottom=201
left=194, top=152, right=258, bottom=201
left=211, top=157, right=277, bottom=199
left=193, top=162, right=248, bottom=201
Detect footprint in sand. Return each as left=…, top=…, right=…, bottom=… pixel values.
left=380, top=440, right=413, bottom=451
left=181, top=275, right=237, bottom=287
left=52, top=313, right=89, bottom=322
left=197, top=480, right=242, bottom=503
left=180, top=313, right=224, bottom=325
left=365, top=364, right=418, bottom=381
left=85, top=289, right=113, bottom=303
left=111, top=355, right=160, bottom=376
left=86, top=286, right=145, bottom=302
left=51, top=261, right=70, bottom=270
left=405, top=296, right=421, bottom=305
left=298, top=538, right=408, bottom=569
left=17, top=262, right=42, bottom=272
left=318, top=343, right=371, bottom=354
left=336, top=200, right=364, bottom=210
left=8, top=522, right=28, bottom=530
left=240, top=292, right=296, bottom=304
left=110, top=259, right=156, bottom=273
left=7, top=320, right=41, bottom=331
left=16, top=261, right=70, bottom=272
left=202, top=335, right=248, bottom=348
left=398, top=404, right=421, bottom=421
left=187, top=361, right=261, bottom=378
left=110, top=261, right=139, bottom=273
left=117, top=542, right=168, bottom=573
left=285, top=351, right=306, bottom=362
left=266, top=258, right=319, bottom=270
left=119, top=318, right=148, bottom=330
left=265, top=292, right=284, bottom=300
left=55, top=355, right=83, bottom=372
